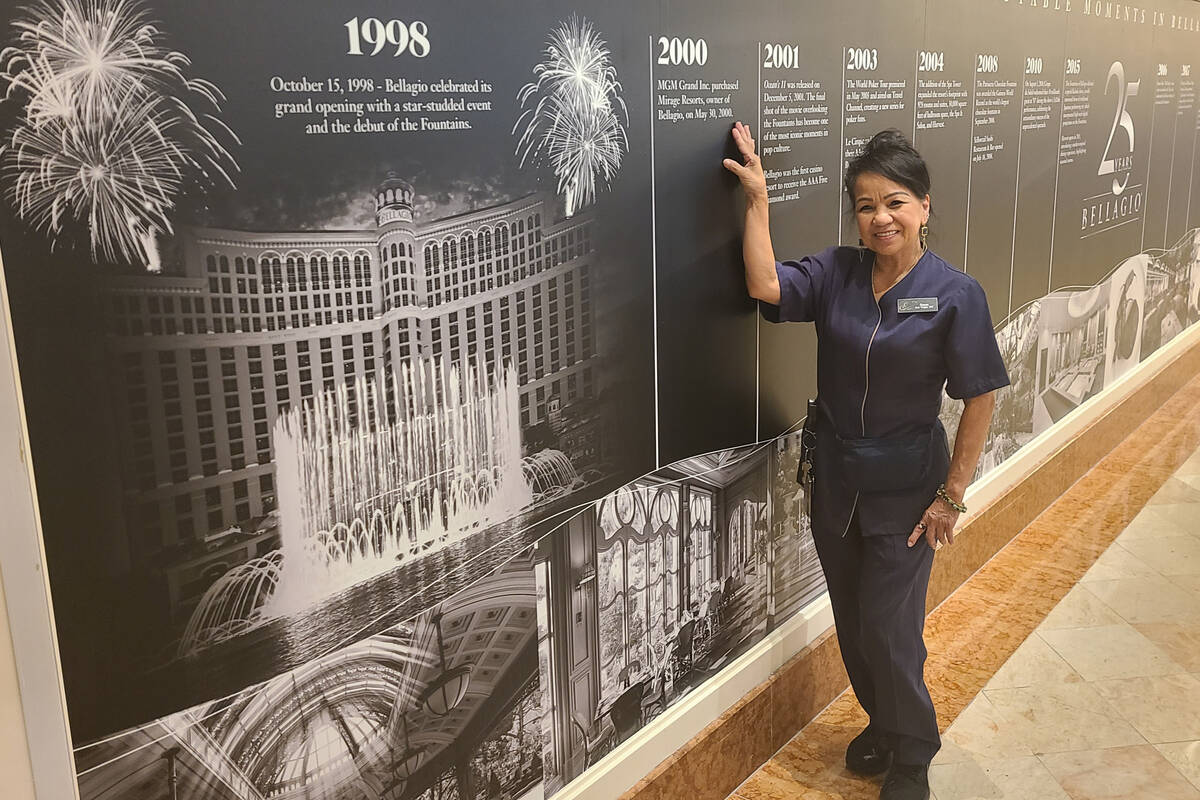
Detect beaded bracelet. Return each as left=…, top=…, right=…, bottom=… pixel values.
left=936, top=484, right=967, bottom=514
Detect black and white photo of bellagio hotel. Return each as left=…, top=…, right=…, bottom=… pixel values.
left=103, top=175, right=598, bottom=624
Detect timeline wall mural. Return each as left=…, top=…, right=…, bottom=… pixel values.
left=2, top=1, right=1200, bottom=798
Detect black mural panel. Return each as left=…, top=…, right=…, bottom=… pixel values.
left=1162, top=42, right=1199, bottom=250
left=1142, top=24, right=1182, bottom=252
left=913, top=7, right=974, bottom=277
left=832, top=5, right=925, bottom=247
left=4, top=2, right=1200, bottom=800
left=756, top=2, right=841, bottom=438
left=1048, top=9, right=1155, bottom=292
left=652, top=0, right=761, bottom=465
left=927, top=0, right=1026, bottom=321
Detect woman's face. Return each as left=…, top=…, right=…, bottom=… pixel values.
left=852, top=172, right=930, bottom=260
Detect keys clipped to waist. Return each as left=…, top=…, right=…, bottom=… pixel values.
left=797, top=399, right=818, bottom=517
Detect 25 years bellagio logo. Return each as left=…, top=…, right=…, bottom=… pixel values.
left=1082, top=61, right=1144, bottom=236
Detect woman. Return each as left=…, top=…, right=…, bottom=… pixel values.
left=723, top=125, right=1009, bottom=800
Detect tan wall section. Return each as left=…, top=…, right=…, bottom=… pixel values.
left=0, top=568, right=36, bottom=800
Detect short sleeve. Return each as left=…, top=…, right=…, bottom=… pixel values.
left=758, top=247, right=834, bottom=324
left=944, top=281, right=1011, bottom=400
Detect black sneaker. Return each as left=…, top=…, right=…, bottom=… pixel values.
left=880, top=762, right=929, bottom=800
left=845, top=726, right=892, bottom=776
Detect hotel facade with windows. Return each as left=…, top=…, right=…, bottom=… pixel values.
left=103, top=176, right=598, bottom=621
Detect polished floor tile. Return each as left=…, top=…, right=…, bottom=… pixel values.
left=1170, top=573, right=1200, bottom=599
left=1038, top=623, right=1185, bottom=681
left=1146, top=477, right=1200, bottom=506
left=1093, top=673, right=1200, bottom=743
left=1038, top=584, right=1126, bottom=630
left=1083, top=575, right=1200, bottom=625
left=983, top=633, right=1082, bottom=690
left=1079, top=540, right=1162, bottom=581
left=1119, top=534, right=1200, bottom=575
left=982, top=681, right=1145, bottom=755
left=929, top=755, right=1071, bottom=800
left=1157, top=741, right=1200, bottom=792
left=1040, top=745, right=1200, bottom=800
left=1112, top=506, right=1180, bottom=540
left=1142, top=503, right=1200, bottom=537
left=1133, top=620, right=1200, bottom=672
left=940, top=693, right=1035, bottom=759
left=930, top=740, right=975, bottom=767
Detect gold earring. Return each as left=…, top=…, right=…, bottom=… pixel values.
left=919, top=223, right=929, bottom=248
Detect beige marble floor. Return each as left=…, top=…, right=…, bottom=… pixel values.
left=725, top=413, right=1200, bottom=800
left=929, top=446, right=1200, bottom=800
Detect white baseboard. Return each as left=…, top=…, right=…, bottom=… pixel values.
left=550, top=598, right=834, bottom=800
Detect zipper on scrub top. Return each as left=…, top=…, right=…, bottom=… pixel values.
left=842, top=298, right=883, bottom=538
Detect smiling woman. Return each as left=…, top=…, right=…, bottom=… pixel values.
left=723, top=126, right=1010, bottom=800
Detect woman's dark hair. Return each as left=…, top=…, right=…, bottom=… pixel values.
left=843, top=129, right=931, bottom=208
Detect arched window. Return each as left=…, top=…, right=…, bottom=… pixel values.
left=205, top=255, right=216, bottom=272
left=688, top=489, right=715, bottom=612
left=338, top=255, right=351, bottom=287
left=595, top=482, right=683, bottom=703
left=726, top=497, right=765, bottom=580
left=426, top=243, right=438, bottom=270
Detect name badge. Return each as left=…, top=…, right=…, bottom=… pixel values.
left=898, top=297, right=939, bottom=314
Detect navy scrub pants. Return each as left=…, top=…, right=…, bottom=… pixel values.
left=812, top=510, right=941, bottom=766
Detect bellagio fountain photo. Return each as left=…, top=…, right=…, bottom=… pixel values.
left=180, top=358, right=579, bottom=657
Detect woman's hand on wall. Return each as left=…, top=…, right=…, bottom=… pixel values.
left=723, top=122, right=768, bottom=205
left=723, top=122, right=779, bottom=303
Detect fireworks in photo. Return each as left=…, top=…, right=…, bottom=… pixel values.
left=514, top=15, right=628, bottom=218
left=0, top=0, right=238, bottom=269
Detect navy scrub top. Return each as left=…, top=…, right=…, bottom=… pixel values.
left=762, top=246, right=1010, bottom=537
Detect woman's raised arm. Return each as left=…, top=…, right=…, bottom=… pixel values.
left=723, top=122, right=780, bottom=304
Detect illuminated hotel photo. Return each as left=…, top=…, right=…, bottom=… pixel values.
left=97, top=176, right=608, bottom=702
